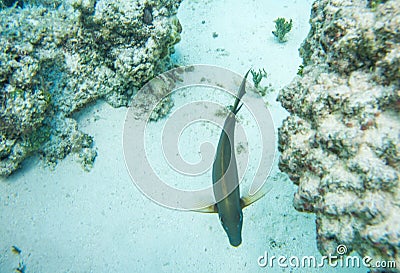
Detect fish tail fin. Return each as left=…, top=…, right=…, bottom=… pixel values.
left=233, top=103, right=244, bottom=115
left=232, top=68, right=251, bottom=113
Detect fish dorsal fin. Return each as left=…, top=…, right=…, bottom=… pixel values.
left=191, top=204, right=218, bottom=213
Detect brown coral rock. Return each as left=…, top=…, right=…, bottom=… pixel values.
left=278, top=0, right=400, bottom=271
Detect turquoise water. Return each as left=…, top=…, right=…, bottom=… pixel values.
left=0, top=1, right=370, bottom=272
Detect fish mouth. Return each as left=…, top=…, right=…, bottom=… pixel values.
left=229, top=237, right=242, bottom=247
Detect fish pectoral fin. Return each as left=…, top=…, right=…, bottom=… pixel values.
left=191, top=204, right=218, bottom=213
left=240, top=188, right=269, bottom=209
left=241, top=176, right=274, bottom=209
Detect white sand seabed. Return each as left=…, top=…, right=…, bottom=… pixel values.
left=0, top=1, right=367, bottom=272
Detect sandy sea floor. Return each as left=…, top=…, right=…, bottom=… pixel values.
left=0, top=1, right=367, bottom=272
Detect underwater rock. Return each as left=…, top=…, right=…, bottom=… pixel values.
left=0, top=0, right=23, bottom=8
left=278, top=0, right=399, bottom=271
left=0, top=0, right=182, bottom=176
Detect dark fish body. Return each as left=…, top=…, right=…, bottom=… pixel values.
left=193, top=70, right=268, bottom=246
left=213, top=111, right=243, bottom=246
left=212, top=70, right=250, bottom=247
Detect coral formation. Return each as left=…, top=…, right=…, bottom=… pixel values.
left=0, top=0, right=182, bottom=176
left=278, top=0, right=399, bottom=271
left=272, top=17, right=293, bottom=43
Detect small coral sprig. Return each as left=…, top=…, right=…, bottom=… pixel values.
left=272, top=17, right=293, bottom=43
left=250, top=68, right=273, bottom=97
left=251, top=68, right=267, bottom=88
